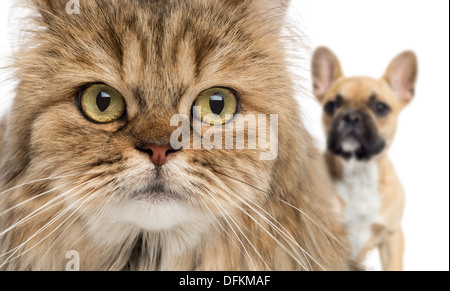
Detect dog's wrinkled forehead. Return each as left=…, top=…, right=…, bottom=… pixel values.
left=327, top=77, right=393, bottom=107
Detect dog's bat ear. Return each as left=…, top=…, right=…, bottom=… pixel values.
left=312, top=47, right=344, bottom=102
left=383, top=51, right=418, bottom=105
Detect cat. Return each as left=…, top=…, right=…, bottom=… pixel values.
left=0, top=0, right=348, bottom=271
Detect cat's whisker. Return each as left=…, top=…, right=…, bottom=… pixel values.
left=0, top=181, right=72, bottom=218
left=279, top=199, right=341, bottom=245
left=199, top=200, right=243, bottom=253
left=1, top=185, right=102, bottom=267
left=0, top=182, right=97, bottom=260
left=216, top=181, right=325, bottom=270
left=0, top=176, right=94, bottom=238
left=202, top=186, right=272, bottom=271
left=211, top=168, right=334, bottom=269
left=236, top=203, right=310, bottom=270
left=211, top=169, right=272, bottom=196
left=0, top=172, right=81, bottom=198
left=65, top=186, right=118, bottom=249
left=202, top=169, right=308, bottom=269
left=216, top=184, right=313, bottom=270
left=210, top=170, right=315, bottom=268
left=200, top=199, right=262, bottom=264
left=0, top=176, right=101, bottom=240
left=35, top=182, right=115, bottom=269
left=212, top=186, right=310, bottom=270
left=200, top=186, right=259, bottom=271
left=203, top=163, right=260, bottom=177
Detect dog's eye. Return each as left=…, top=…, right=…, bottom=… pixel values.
left=193, top=87, right=238, bottom=125
left=78, top=84, right=126, bottom=124
left=372, top=101, right=391, bottom=117
left=324, top=101, right=339, bottom=116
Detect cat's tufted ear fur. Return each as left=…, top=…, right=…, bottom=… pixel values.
left=31, top=0, right=291, bottom=27
left=31, top=0, right=69, bottom=13
left=249, top=0, right=291, bottom=21
left=30, top=0, right=80, bottom=23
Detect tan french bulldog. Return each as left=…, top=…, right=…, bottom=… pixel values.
left=312, top=47, right=418, bottom=271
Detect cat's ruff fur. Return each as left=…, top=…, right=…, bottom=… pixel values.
left=0, top=0, right=348, bottom=271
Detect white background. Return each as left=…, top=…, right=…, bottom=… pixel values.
left=0, top=0, right=448, bottom=271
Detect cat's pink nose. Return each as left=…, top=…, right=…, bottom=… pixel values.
left=139, top=144, right=176, bottom=167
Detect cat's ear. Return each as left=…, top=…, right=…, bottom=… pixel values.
left=312, top=47, right=344, bottom=102
left=249, top=0, right=291, bottom=21
left=382, top=51, right=418, bottom=105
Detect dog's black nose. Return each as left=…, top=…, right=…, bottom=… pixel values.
left=343, top=111, right=362, bottom=126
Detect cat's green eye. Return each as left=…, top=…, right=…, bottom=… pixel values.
left=193, top=88, right=238, bottom=125
left=78, top=84, right=126, bottom=124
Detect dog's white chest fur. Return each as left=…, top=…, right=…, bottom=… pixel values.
left=336, top=159, right=381, bottom=259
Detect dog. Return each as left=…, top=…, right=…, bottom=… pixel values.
left=312, top=47, right=418, bottom=271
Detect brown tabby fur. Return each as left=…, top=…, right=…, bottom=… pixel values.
left=0, top=0, right=348, bottom=270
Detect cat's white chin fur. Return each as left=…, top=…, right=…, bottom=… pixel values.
left=89, top=200, right=211, bottom=253
left=115, top=199, right=208, bottom=231
left=99, top=198, right=208, bottom=232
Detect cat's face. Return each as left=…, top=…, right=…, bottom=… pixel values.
left=9, top=0, right=298, bottom=235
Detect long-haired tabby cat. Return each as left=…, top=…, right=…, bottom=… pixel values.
left=0, top=0, right=348, bottom=271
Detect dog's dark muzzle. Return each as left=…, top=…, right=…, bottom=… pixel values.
left=327, top=109, right=386, bottom=160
